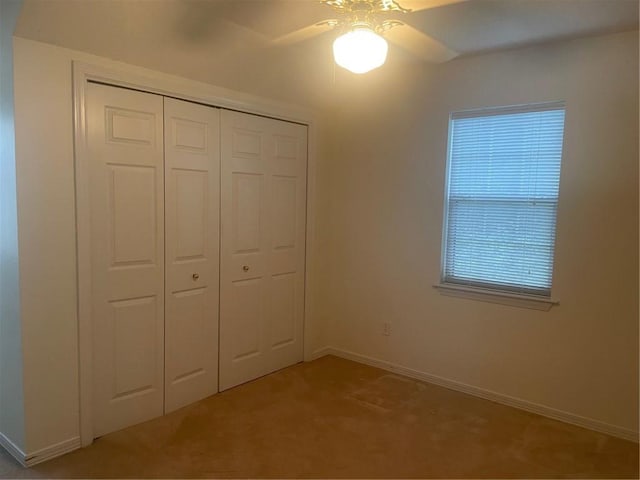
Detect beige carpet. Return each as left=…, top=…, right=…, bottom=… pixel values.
left=0, top=355, right=637, bottom=478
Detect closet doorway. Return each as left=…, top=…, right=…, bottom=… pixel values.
left=84, top=81, right=308, bottom=438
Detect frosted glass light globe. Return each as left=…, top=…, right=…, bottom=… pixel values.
left=333, top=28, right=388, bottom=74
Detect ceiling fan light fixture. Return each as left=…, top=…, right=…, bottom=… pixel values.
left=332, top=27, right=388, bottom=74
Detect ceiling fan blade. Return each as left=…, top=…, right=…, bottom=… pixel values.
left=399, top=0, right=468, bottom=11
left=272, top=21, right=336, bottom=46
left=385, top=24, right=459, bottom=63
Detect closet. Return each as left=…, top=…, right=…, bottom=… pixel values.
left=85, top=82, right=307, bottom=438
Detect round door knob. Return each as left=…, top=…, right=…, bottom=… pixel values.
left=242, top=265, right=249, bottom=272
left=192, top=273, right=199, bottom=281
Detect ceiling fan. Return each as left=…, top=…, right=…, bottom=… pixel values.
left=272, top=0, right=466, bottom=74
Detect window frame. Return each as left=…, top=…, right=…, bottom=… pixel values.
left=437, top=102, right=565, bottom=310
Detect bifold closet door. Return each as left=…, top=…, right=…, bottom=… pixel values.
left=164, top=97, right=220, bottom=413
left=88, top=83, right=165, bottom=437
left=88, top=84, right=221, bottom=437
left=219, top=109, right=308, bottom=391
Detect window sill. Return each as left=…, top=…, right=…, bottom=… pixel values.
left=433, top=283, right=559, bottom=311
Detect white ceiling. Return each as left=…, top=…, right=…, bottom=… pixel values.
left=406, top=0, right=639, bottom=54
left=14, top=0, right=639, bottom=108
left=198, top=0, right=639, bottom=56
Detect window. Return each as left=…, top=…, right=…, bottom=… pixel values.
left=441, top=102, right=565, bottom=298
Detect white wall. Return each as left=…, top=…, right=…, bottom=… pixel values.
left=0, top=0, right=26, bottom=453
left=317, top=29, right=639, bottom=436
left=14, top=0, right=337, bottom=109
left=13, top=38, right=81, bottom=455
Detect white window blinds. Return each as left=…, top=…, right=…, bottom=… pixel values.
left=442, top=103, right=566, bottom=296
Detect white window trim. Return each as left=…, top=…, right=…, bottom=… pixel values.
left=433, top=283, right=559, bottom=311
left=437, top=101, right=565, bottom=310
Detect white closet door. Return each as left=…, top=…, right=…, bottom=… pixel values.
left=88, top=83, right=165, bottom=437
left=164, top=98, right=220, bottom=413
left=219, top=110, right=307, bottom=391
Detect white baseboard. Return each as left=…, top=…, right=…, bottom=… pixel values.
left=24, top=436, right=81, bottom=466
left=306, top=346, right=333, bottom=361
left=25, top=437, right=80, bottom=467
left=0, top=434, right=81, bottom=467
left=320, top=347, right=639, bottom=443
left=0, top=432, right=27, bottom=467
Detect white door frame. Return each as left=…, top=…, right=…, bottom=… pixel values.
left=72, top=60, right=319, bottom=447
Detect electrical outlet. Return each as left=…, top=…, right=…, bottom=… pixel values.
left=382, top=322, right=391, bottom=336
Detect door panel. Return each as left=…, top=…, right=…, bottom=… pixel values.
left=231, top=173, right=264, bottom=253
left=174, top=170, right=207, bottom=260
left=108, top=165, right=157, bottom=265
left=231, top=279, right=263, bottom=360
left=164, top=97, right=220, bottom=413
left=88, top=83, right=165, bottom=437
left=272, top=176, right=297, bottom=249
left=270, top=273, right=296, bottom=348
left=110, top=296, right=158, bottom=398
left=168, top=288, right=206, bottom=381
left=220, top=110, right=307, bottom=391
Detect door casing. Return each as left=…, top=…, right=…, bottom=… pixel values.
left=73, top=61, right=319, bottom=447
